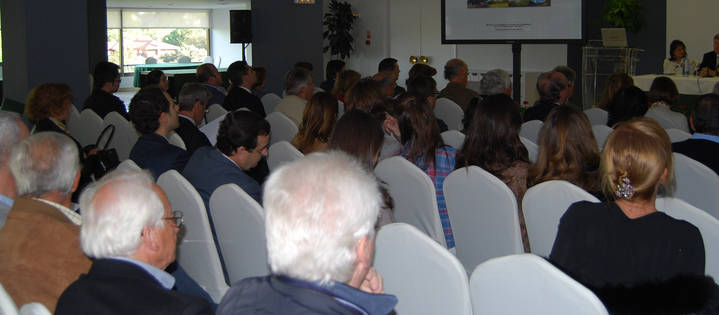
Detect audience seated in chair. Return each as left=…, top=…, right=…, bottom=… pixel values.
left=55, top=169, right=212, bottom=315
left=216, top=152, right=397, bottom=315
left=83, top=61, right=127, bottom=119
left=176, top=83, right=212, bottom=153
left=128, top=87, right=191, bottom=179
left=320, top=59, right=345, bottom=92
left=597, top=72, right=634, bottom=110
left=0, top=132, right=91, bottom=312
left=673, top=93, right=719, bottom=175
left=479, top=68, right=512, bottom=98
left=196, top=63, right=227, bottom=107
left=645, top=76, right=689, bottom=132
left=222, top=60, right=265, bottom=117
left=378, top=57, right=405, bottom=97
left=438, top=58, right=480, bottom=112
left=606, top=86, right=648, bottom=127
left=252, top=66, right=268, bottom=98
left=274, top=67, right=314, bottom=126
left=183, top=110, right=269, bottom=208
left=523, top=71, right=570, bottom=122
left=406, top=75, right=448, bottom=132
left=0, top=113, right=29, bottom=229
left=291, top=92, right=337, bottom=154
left=144, top=70, right=169, bottom=92
left=331, top=69, right=361, bottom=104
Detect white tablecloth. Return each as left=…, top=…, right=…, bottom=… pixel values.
left=632, top=74, right=719, bottom=95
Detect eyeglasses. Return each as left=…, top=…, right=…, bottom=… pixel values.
left=163, top=210, right=184, bottom=228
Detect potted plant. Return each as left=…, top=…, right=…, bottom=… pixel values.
left=601, top=0, right=643, bottom=33
left=323, top=0, right=357, bottom=60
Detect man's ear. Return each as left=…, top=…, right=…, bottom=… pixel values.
left=141, top=226, right=160, bottom=252
left=689, top=115, right=696, bottom=132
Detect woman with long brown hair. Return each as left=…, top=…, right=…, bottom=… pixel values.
left=291, top=92, right=338, bottom=154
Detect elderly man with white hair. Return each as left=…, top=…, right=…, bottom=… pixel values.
left=273, top=67, right=315, bottom=125
left=55, top=169, right=212, bottom=314
left=217, top=151, right=398, bottom=314
left=479, top=69, right=512, bottom=97
left=0, top=132, right=90, bottom=312
left=0, top=112, right=29, bottom=228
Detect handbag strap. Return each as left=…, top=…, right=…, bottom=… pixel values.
left=96, top=124, right=116, bottom=149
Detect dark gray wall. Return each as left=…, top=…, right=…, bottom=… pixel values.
left=88, top=1, right=109, bottom=74
left=250, top=1, right=324, bottom=95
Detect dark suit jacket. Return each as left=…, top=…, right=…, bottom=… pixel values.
left=183, top=146, right=262, bottom=209
left=523, top=100, right=558, bottom=122
left=83, top=88, right=128, bottom=119
left=129, top=133, right=191, bottom=179
left=223, top=86, right=266, bottom=117
left=700, top=51, right=718, bottom=72
left=203, top=83, right=226, bottom=107
left=55, top=259, right=212, bottom=315
left=673, top=138, right=719, bottom=175
left=176, top=116, right=211, bottom=154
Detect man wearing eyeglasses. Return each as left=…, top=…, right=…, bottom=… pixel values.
left=55, top=169, right=212, bottom=315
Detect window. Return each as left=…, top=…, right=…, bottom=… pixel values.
left=107, top=9, right=210, bottom=74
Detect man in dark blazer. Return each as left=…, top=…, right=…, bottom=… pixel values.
left=129, top=87, right=191, bottom=179
left=176, top=83, right=212, bottom=153
left=698, top=34, right=719, bottom=77
left=222, top=60, right=266, bottom=116
left=84, top=61, right=128, bottom=119
left=55, top=169, right=212, bottom=315
left=673, top=93, right=719, bottom=175
left=183, top=110, right=270, bottom=209
left=196, top=63, right=227, bottom=106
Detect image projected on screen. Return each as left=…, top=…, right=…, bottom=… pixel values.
left=468, top=0, right=551, bottom=8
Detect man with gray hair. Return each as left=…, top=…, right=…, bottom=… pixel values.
left=176, top=83, right=212, bottom=153
left=274, top=67, right=315, bottom=125
left=0, top=112, right=29, bottom=228
left=217, top=151, right=398, bottom=314
left=479, top=69, right=512, bottom=97
left=55, top=169, right=212, bottom=314
left=0, top=132, right=91, bottom=312
left=439, top=58, right=481, bottom=111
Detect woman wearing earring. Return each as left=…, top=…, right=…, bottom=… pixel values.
left=550, top=118, right=704, bottom=290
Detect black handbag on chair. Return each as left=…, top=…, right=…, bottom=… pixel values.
left=82, top=124, right=120, bottom=180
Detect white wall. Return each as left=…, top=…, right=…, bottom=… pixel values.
left=666, top=0, right=719, bottom=62
left=211, top=6, right=252, bottom=68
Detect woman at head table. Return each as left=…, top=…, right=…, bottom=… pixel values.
left=663, top=40, right=695, bottom=75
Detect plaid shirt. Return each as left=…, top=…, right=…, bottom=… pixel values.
left=400, top=145, right=457, bottom=248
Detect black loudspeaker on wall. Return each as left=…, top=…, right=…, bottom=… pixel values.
left=230, top=10, right=252, bottom=44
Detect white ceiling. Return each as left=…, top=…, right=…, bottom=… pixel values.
left=107, top=0, right=250, bottom=9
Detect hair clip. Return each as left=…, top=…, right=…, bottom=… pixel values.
left=615, top=176, right=635, bottom=199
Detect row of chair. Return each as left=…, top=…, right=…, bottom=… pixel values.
left=0, top=283, right=51, bottom=315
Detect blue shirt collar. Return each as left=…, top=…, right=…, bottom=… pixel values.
left=276, top=275, right=397, bottom=315
left=0, top=194, right=13, bottom=208
left=111, top=257, right=176, bottom=290
left=692, top=133, right=719, bottom=144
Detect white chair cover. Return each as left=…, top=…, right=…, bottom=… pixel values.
left=69, top=109, right=103, bottom=148
left=470, top=254, right=609, bottom=315
left=443, top=166, right=524, bottom=272
left=656, top=197, right=719, bottom=282
left=18, top=303, right=51, bottom=315
left=374, top=157, right=447, bottom=248
left=157, top=170, right=228, bottom=302
left=200, top=115, right=223, bottom=146
left=167, top=131, right=187, bottom=150
left=522, top=180, right=600, bottom=258
left=0, top=282, right=18, bottom=315
left=666, top=128, right=692, bottom=143
left=66, top=105, right=80, bottom=128
left=102, top=111, right=139, bottom=161
left=261, top=93, right=282, bottom=115
left=375, top=223, right=472, bottom=315
left=440, top=130, right=465, bottom=150
left=265, top=112, right=299, bottom=145
left=520, top=120, right=543, bottom=144
left=591, top=124, right=613, bottom=149
left=116, top=159, right=140, bottom=171
left=209, top=184, right=269, bottom=284
left=267, top=141, right=304, bottom=172
left=583, top=108, right=608, bottom=126
left=205, top=104, right=228, bottom=123
left=434, top=98, right=464, bottom=131
left=520, top=136, right=538, bottom=163
left=673, top=153, right=719, bottom=219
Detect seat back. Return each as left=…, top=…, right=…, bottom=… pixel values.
left=470, top=254, right=608, bottom=315
left=199, top=114, right=223, bottom=146
left=591, top=124, right=613, bottom=149
left=265, top=112, right=299, bottom=145
left=375, top=223, right=472, bottom=315
left=18, top=303, right=51, bottom=315
left=440, top=130, right=465, bottom=150
left=656, top=197, right=719, bottom=282
left=673, top=153, right=719, bottom=219
left=66, top=105, right=80, bottom=128
left=70, top=109, right=104, bottom=147
left=444, top=166, right=524, bottom=271
left=434, top=98, right=464, bottom=131
left=520, top=120, right=543, bottom=144
left=666, top=128, right=692, bottom=143
left=522, top=180, right=600, bottom=257
left=157, top=170, right=228, bottom=302
left=520, top=136, right=538, bottom=163
left=167, top=131, right=187, bottom=150
left=205, top=104, right=228, bottom=123
left=0, top=282, right=18, bottom=315
left=267, top=141, right=304, bottom=172
left=583, top=108, right=608, bottom=126
left=261, top=93, right=282, bottom=115
left=116, top=159, right=141, bottom=171
left=209, top=184, right=269, bottom=284
left=375, top=156, right=447, bottom=247
left=102, top=111, right=139, bottom=161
